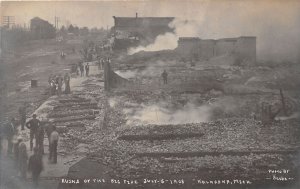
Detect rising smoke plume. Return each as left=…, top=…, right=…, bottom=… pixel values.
left=124, top=97, right=240, bottom=125
left=128, top=19, right=202, bottom=55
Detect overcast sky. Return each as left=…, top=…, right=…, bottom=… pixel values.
left=1, top=0, right=300, bottom=61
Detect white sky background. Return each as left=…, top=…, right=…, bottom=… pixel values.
left=1, top=0, right=300, bottom=62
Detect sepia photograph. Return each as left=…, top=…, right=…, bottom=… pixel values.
left=0, top=0, right=300, bottom=188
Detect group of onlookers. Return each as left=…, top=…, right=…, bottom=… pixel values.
left=0, top=111, right=60, bottom=188
left=48, top=73, right=71, bottom=96
left=76, top=62, right=90, bottom=77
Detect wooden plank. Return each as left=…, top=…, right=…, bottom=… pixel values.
left=53, top=104, right=98, bottom=111
left=118, top=133, right=204, bottom=141
left=48, top=110, right=94, bottom=118
left=52, top=115, right=96, bottom=123
left=59, top=99, right=91, bottom=103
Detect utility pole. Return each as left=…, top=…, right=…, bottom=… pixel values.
left=54, top=16, right=60, bottom=30
left=2, top=16, right=15, bottom=28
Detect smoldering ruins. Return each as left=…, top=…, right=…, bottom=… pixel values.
left=1, top=1, right=300, bottom=189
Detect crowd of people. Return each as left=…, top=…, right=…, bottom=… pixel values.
left=75, top=62, right=90, bottom=77
left=0, top=113, right=60, bottom=188
left=48, top=73, right=71, bottom=96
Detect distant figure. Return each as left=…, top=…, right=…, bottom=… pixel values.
left=56, top=74, right=64, bottom=96
left=64, top=73, right=71, bottom=94
left=161, top=70, right=168, bottom=84
left=60, top=51, right=66, bottom=59
left=3, top=118, right=16, bottom=155
left=79, top=63, right=84, bottom=77
left=28, top=147, right=43, bottom=188
left=26, top=114, right=40, bottom=151
left=18, top=140, right=28, bottom=179
left=18, top=102, right=27, bottom=130
left=85, top=63, right=90, bottom=77
left=49, top=126, right=59, bottom=164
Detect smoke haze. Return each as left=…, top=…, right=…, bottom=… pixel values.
left=1, top=0, right=300, bottom=62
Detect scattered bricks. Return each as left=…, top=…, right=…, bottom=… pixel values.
left=56, top=126, right=67, bottom=133
left=93, top=110, right=100, bottom=115
left=133, top=149, right=298, bottom=158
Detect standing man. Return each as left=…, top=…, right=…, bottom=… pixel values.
left=56, top=74, right=64, bottom=96
left=18, top=102, right=27, bottom=130
left=85, top=63, right=90, bottom=77
left=36, top=121, right=45, bottom=155
left=49, top=126, right=59, bottom=164
left=161, top=70, right=168, bottom=85
left=3, top=118, right=16, bottom=155
left=18, top=139, right=28, bottom=179
left=28, top=147, right=43, bottom=188
left=26, top=114, right=40, bottom=151
left=80, top=63, right=84, bottom=77
left=64, top=73, right=71, bottom=94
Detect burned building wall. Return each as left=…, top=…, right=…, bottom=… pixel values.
left=199, top=40, right=216, bottom=60
left=215, top=38, right=237, bottom=56
left=112, top=15, right=174, bottom=50
left=176, top=36, right=256, bottom=62
left=235, top=37, right=256, bottom=62
left=177, top=37, right=201, bottom=58
left=104, top=62, right=131, bottom=91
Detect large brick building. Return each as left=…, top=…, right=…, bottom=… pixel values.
left=111, top=14, right=174, bottom=50
left=176, top=36, right=256, bottom=62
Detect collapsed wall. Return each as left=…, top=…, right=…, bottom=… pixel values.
left=176, top=36, right=256, bottom=62
left=104, top=62, right=131, bottom=91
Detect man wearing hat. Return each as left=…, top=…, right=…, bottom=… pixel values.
left=26, top=114, right=41, bottom=151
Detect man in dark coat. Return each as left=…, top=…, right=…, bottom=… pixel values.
left=26, top=114, right=40, bottom=151
left=56, top=74, right=64, bottom=96
left=28, top=147, right=43, bottom=188
left=79, top=63, right=84, bottom=77
left=3, top=118, right=16, bottom=155
left=161, top=70, right=168, bottom=84
left=85, top=63, right=90, bottom=77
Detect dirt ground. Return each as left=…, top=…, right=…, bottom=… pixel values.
left=0, top=38, right=93, bottom=189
